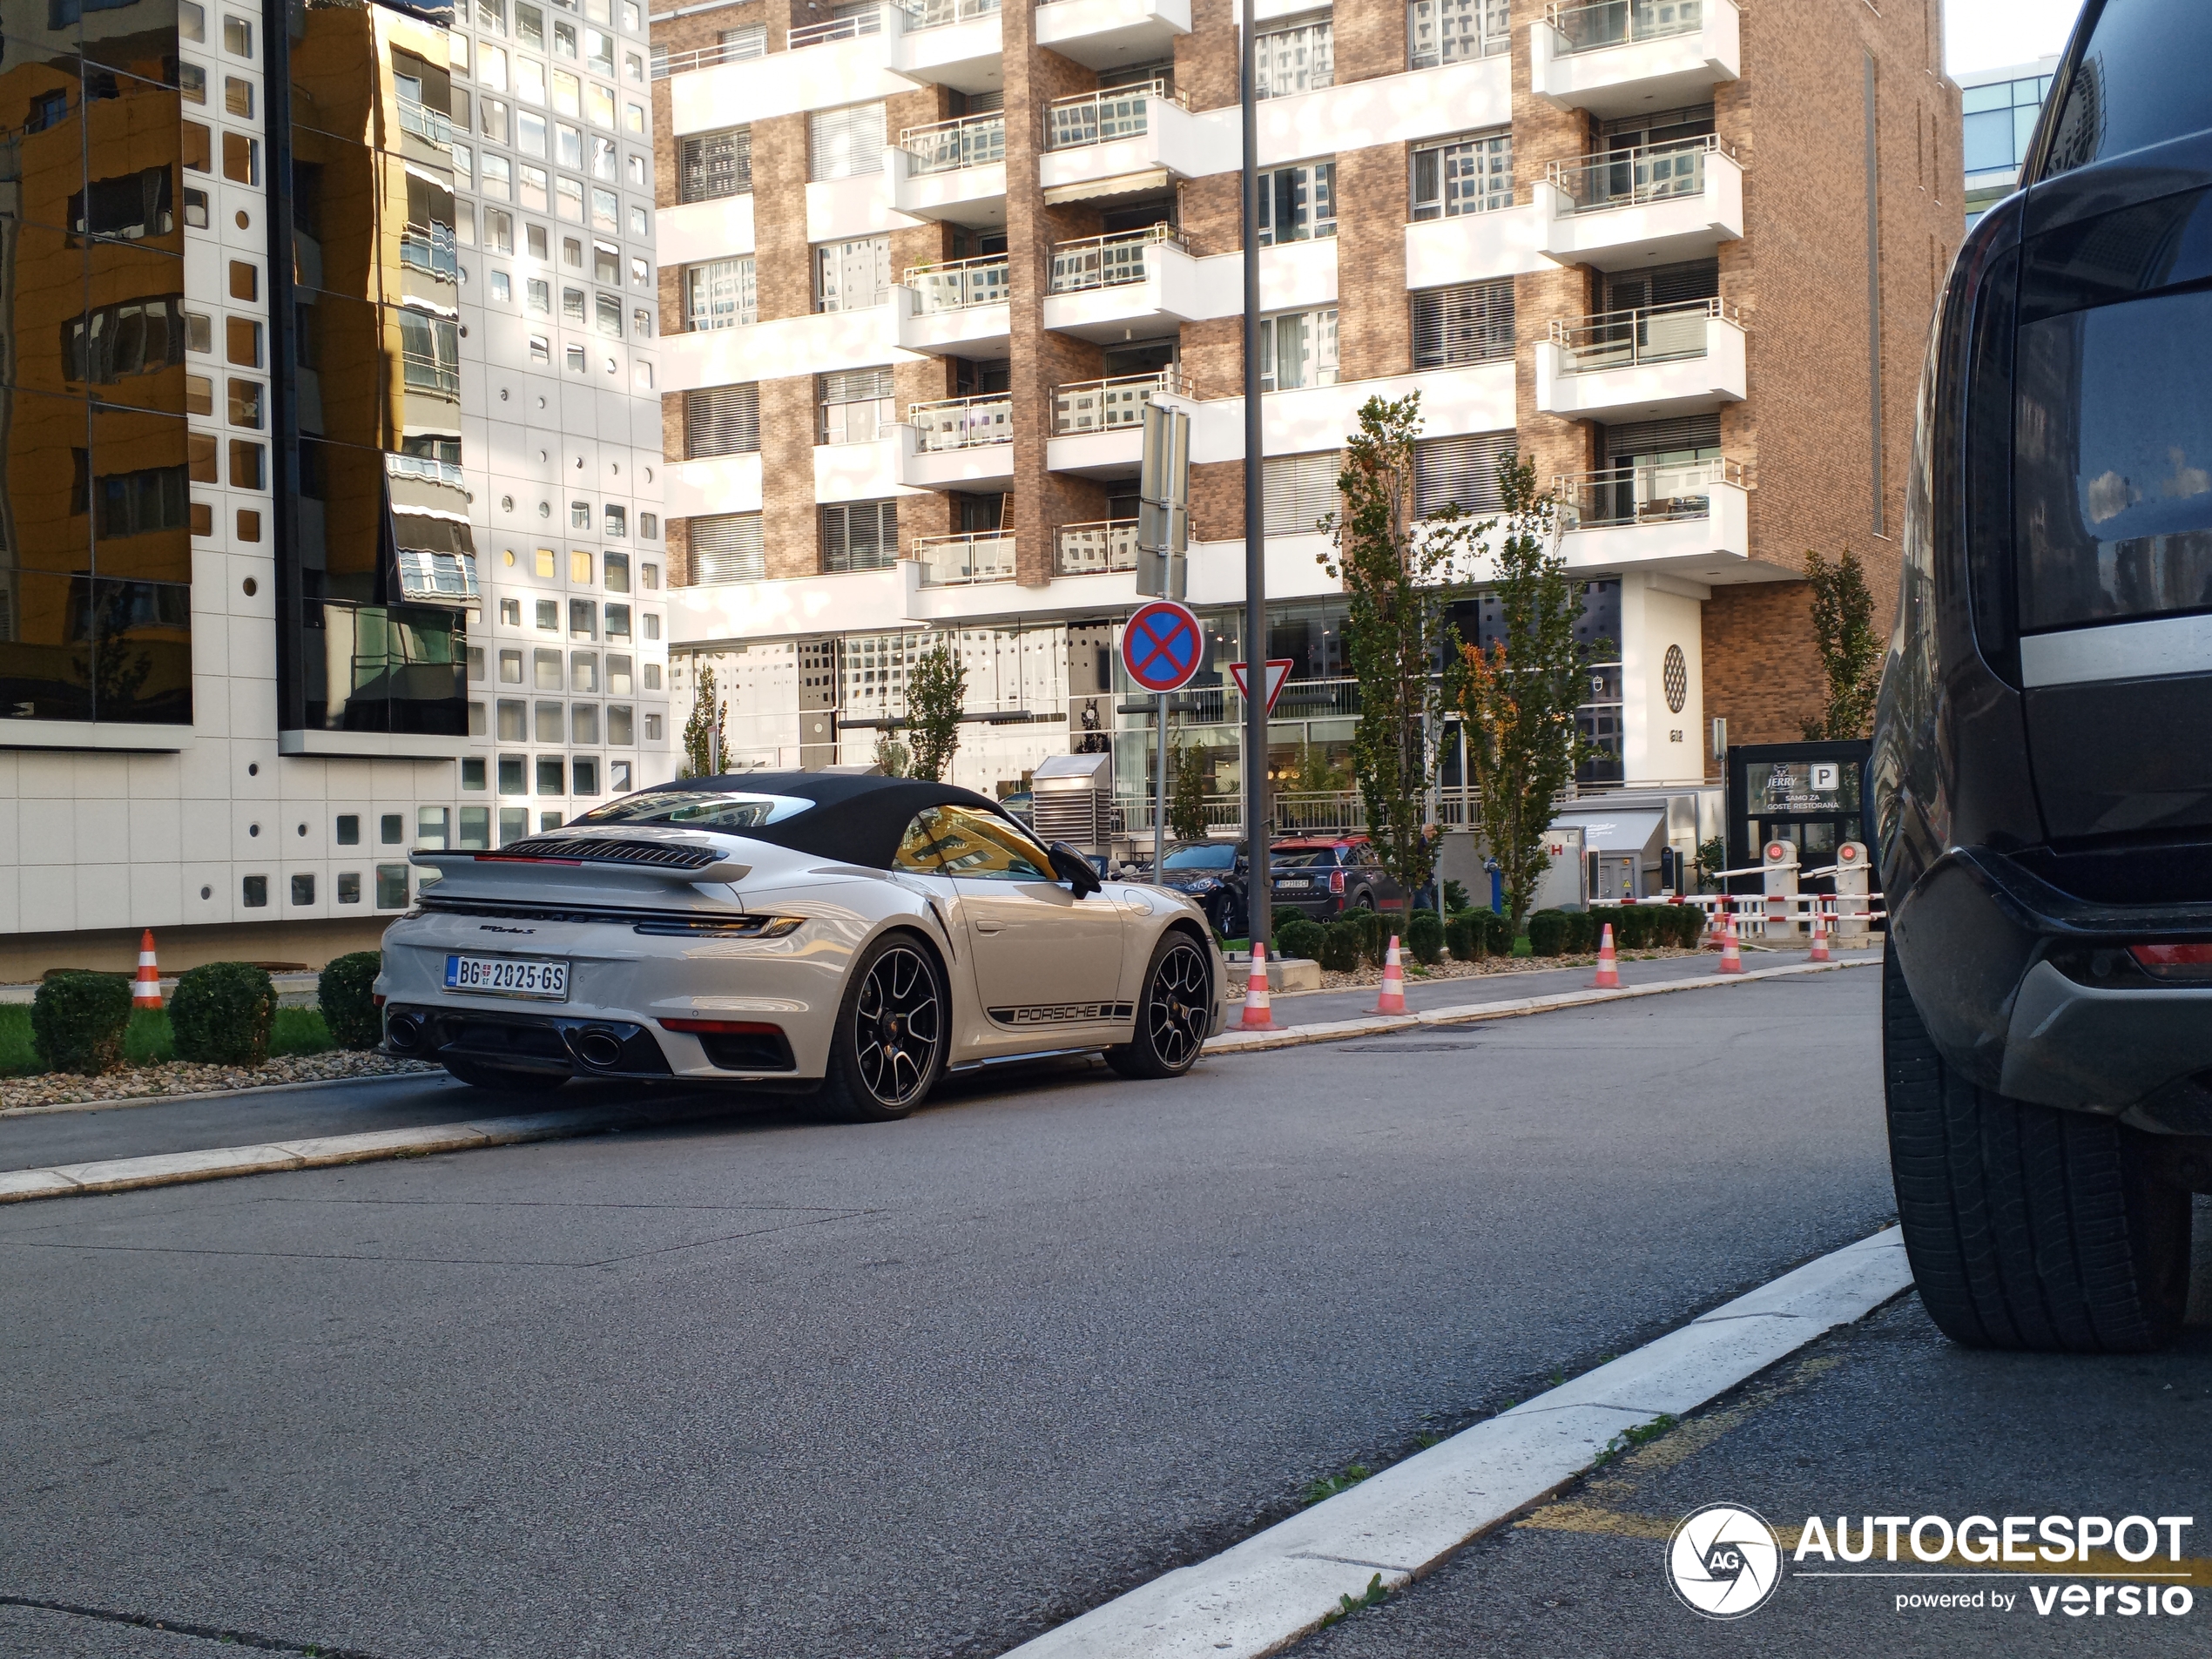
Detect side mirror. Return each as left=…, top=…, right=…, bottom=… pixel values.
left=1048, top=840, right=1103, bottom=897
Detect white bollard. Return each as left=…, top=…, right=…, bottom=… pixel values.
left=1833, top=840, right=1871, bottom=943
left=1763, top=840, right=1802, bottom=939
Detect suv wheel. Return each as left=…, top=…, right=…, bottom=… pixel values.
left=1884, top=950, right=2192, bottom=1352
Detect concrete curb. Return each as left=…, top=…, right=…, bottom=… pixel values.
left=1000, top=1227, right=1913, bottom=1659
left=1201, top=951, right=1882, bottom=1055
left=0, top=1066, right=449, bottom=1122
left=0, top=1101, right=722, bottom=1205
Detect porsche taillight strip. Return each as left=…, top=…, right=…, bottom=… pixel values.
left=418, top=895, right=799, bottom=937
left=475, top=836, right=725, bottom=870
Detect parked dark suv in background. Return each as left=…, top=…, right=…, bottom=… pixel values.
left=1874, top=0, right=2212, bottom=1353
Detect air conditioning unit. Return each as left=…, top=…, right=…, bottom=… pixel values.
left=1029, top=751, right=1114, bottom=852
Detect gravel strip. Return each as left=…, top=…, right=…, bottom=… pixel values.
left=1225, top=945, right=1711, bottom=999
left=1, top=1051, right=442, bottom=1113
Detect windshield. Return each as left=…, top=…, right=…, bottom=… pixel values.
left=1163, top=843, right=1237, bottom=870
left=1271, top=847, right=1340, bottom=868
left=571, top=791, right=813, bottom=830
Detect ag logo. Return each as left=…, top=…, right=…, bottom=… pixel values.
left=1668, top=1503, right=1783, bottom=1619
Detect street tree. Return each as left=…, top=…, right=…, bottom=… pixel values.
left=1320, top=394, right=1479, bottom=897
left=1799, top=548, right=1884, bottom=740
left=904, top=637, right=967, bottom=782
left=1169, top=739, right=1210, bottom=841
left=679, top=664, right=727, bottom=778
left=872, top=730, right=911, bottom=778
left=1454, top=455, right=1604, bottom=934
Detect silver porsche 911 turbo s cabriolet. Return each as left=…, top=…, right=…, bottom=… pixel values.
left=374, top=773, right=1227, bottom=1121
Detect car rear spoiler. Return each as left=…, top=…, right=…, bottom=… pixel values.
left=408, top=852, right=752, bottom=885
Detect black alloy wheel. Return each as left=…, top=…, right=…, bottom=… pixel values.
left=817, top=934, right=948, bottom=1123
left=1106, top=934, right=1211, bottom=1079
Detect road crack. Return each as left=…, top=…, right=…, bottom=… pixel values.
left=1, top=1593, right=388, bottom=1656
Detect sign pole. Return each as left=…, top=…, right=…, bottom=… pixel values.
left=1154, top=691, right=1170, bottom=874
left=1240, top=0, right=1269, bottom=954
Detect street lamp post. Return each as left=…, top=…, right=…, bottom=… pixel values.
left=1240, top=2, right=1270, bottom=953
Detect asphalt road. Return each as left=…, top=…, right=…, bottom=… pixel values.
left=0, top=970, right=1902, bottom=1658
left=1295, top=1236, right=2212, bottom=1659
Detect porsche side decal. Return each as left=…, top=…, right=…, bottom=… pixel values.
left=988, top=1002, right=1136, bottom=1027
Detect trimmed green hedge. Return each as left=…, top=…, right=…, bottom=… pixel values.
left=318, top=951, right=384, bottom=1050
left=1319, top=920, right=1365, bottom=973
left=1274, top=916, right=1327, bottom=965
left=31, top=970, right=133, bottom=1076
left=1444, top=910, right=1487, bottom=962
left=1527, top=909, right=1568, bottom=957
left=1406, top=908, right=1445, bottom=967
left=171, top=961, right=278, bottom=1067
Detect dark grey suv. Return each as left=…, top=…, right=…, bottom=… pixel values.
left=1873, top=0, right=2212, bottom=1352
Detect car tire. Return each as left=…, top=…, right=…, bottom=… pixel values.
left=1105, top=931, right=1211, bottom=1081
left=813, top=930, right=949, bottom=1124
left=1884, top=949, right=2192, bottom=1352
left=442, top=1060, right=570, bottom=1094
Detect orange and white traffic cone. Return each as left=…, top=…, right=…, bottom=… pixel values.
left=133, top=929, right=163, bottom=1008
left=1375, top=934, right=1407, bottom=1014
left=1592, top=922, right=1620, bottom=989
left=1240, top=941, right=1278, bottom=1030
left=1809, top=904, right=1831, bottom=962
left=1718, top=914, right=1744, bottom=974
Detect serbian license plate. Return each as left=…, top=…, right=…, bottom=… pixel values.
left=444, top=954, right=570, bottom=1001
left=1278, top=879, right=1312, bottom=889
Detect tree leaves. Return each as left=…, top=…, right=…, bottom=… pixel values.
left=1800, top=549, right=1884, bottom=741
left=906, top=638, right=966, bottom=782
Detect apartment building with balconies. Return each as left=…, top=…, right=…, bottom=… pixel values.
left=649, top=0, right=1959, bottom=829
left=0, top=0, right=671, bottom=976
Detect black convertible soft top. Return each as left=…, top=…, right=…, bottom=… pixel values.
left=575, top=772, right=1024, bottom=869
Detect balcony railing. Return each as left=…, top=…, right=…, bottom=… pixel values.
left=1547, top=0, right=1709, bottom=54
left=910, top=394, right=1013, bottom=451
left=905, top=253, right=1011, bottom=312
left=790, top=9, right=884, bottom=48
left=1054, top=518, right=1141, bottom=576
left=1554, top=456, right=1743, bottom=529
left=913, top=530, right=1017, bottom=585
left=1049, top=224, right=1187, bottom=294
left=386, top=452, right=467, bottom=489
left=1550, top=297, right=1737, bottom=373
left=1548, top=135, right=1732, bottom=214
left=1051, top=368, right=1189, bottom=435
left=395, top=97, right=455, bottom=148
left=900, top=111, right=1007, bottom=175
left=898, top=0, right=1001, bottom=27
left=1044, top=78, right=1184, bottom=150
left=651, top=37, right=765, bottom=78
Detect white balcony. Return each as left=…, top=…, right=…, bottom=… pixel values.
left=1533, top=0, right=1742, bottom=120
left=668, top=14, right=910, bottom=128
left=806, top=172, right=916, bottom=243
left=816, top=435, right=905, bottom=504
left=890, top=114, right=1007, bottom=226
left=1403, top=201, right=1554, bottom=287
left=1045, top=369, right=1191, bottom=477
left=1042, top=226, right=1204, bottom=342
left=1535, top=299, right=1745, bottom=422
left=885, top=0, right=1005, bottom=93
left=895, top=256, right=1013, bottom=357
left=1054, top=519, right=1141, bottom=577
left=897, top=396, right=1016, bottom=490
left=1038, top=82, right=1216, bottom=202
left=1537, top=137, right=1743, bottom=271
left=1033, top=0, right=1191, bottom=72
left=662, top=306, right=903, bottom=394
left=664, top=451, right=764, bottom=519
left=912, top=530, right=1018, bottom=588
left=657, top=194, right=754, bottom=266
left=1551, top=459, right=1750, bottom=577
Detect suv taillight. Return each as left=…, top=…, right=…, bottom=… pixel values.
left=2129, top=944, right=2212, bottom=981
left=1330, top=869, right=1345, bottom=894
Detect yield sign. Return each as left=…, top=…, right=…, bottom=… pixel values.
left=1229, top=659, right=1295, bottom=714
left=1122, top=599, right=1204, bottom=692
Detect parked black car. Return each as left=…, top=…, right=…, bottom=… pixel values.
left=1267, top=835, right=1406, bottom=922
left=1873, top=0, right=2212, bottom=1354
left=1147, top=840, right=1249, bottom=936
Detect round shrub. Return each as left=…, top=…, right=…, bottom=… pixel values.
left=171, top=961, right=278, bottom=1067
left=1527, top=909, right=1568, bottom=957
left=1274, top=916, right=1327, bottom=964
left=1319, top=920, right=1365, bottom=974
left=1406, top=908, right=1445, bottom=967
left=1484, top=910, right=1516, bottom=956
left=1565, top=910, right=1598, bottom=954
left=31, top=970, right=133, bottom=1076
left=1444, top=911, right=1487, bottom=962
left=318, top=950, right=384, bottom=1050
left=1678, top=905, right=1711, bottom=948
left=1613, top=907, right=1652, bottom=951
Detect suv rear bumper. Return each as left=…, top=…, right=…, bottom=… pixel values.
left=1892, top=846, right=2212, bottom=1126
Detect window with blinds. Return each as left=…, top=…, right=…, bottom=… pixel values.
left=685, top=383, right=759, bottom=457
left=814, top=236, right=891, bottom=313
left=690, top=512, right=765, bottom=583
left=679, top=125, right=751, bottom=202
left=718, top=24, right=765, bottom=54
left=808, top=102, right=887, bottom=181
left=1407, top=0, right=1510, bottom=68
left=820, top=499, right=900, bottom=572
left=819, top=366, right=896, bottom=444
left=1415, top=431, right=1516, bottom=516
left=1412, top=128, right=1513, bottom=219
left=1264, top=452, right=1342, bottom=536
left=1603, top=413, right=1721, bottom=464
left=1413, top=278, right=1514, bottom=368
left=1255, top=11, right=1333, bottom=98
